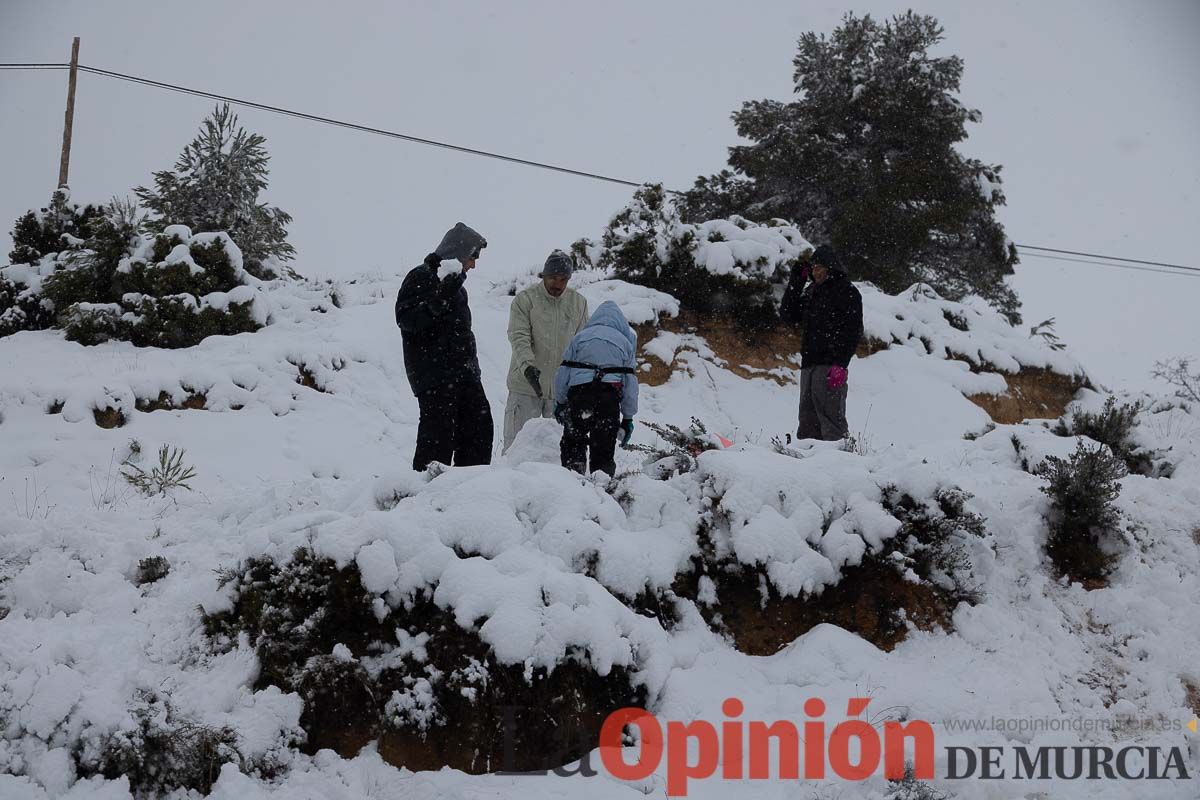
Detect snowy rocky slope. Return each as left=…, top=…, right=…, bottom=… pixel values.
left=1, top=266, right=1199, bottom=799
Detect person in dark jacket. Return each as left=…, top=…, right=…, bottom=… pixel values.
left=553, top=301, right=639, bottom=476
left=395, top=222, right=494, bottom=470
left=779, top=243, right=863, bottom=441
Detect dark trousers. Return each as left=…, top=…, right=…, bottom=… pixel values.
left=413, top=378, right=494, bottom=471
left=560, top=382, right=621, bottom=476
left=797, top=364, right=849, bottom=441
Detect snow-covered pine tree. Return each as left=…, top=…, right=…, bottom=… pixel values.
left=135, top=104, right=296, bottom=280
left=683, top=12, right=1021, bottom=323
left=7, top=187, right=101, bottom=266
left=577, top=183, right=810, bottom=330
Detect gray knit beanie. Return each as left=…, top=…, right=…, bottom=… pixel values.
left=539, top=249, right=574, bottom=279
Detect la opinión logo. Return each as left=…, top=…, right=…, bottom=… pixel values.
left=499, top=697, right=1195, bottom=797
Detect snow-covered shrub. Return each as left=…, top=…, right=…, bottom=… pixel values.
left=6, top=187, right=101, bottom=267
left=576, top=184, right=811, bottom=328
left=1053, top=396, right=1168, bottom=476
left=879, top=486, right=988, bottom=604
left=1036, top=440, right=1127, bottom=586
left=678, top=449, right=992, bottom=652
left=135, top=104, right=295, bottom=280
left=3, top=197, right=265, bottom=347
left=1, top=190, right=110, bottom=337
left=63, top=225, right=262, bottom=348
left=38, top=205, right=141, bottom=313
left=75, top=690, right=241, bottom=796
left=629, top=417, right=722, bottom=477
left=885, top=765, right=954, bottom=799
left=0, top=274, right=52, bottom=337
left=204, top=547, right=647, bottom=772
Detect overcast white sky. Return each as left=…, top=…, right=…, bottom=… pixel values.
left=2, top=0, right=1197, bottom=389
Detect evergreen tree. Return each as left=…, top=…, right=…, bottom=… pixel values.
left=684, top=12, right=1021, bottom=322
left=135, top=104, right=295, bottom=279
left=7, top=187, right=101, bottom=266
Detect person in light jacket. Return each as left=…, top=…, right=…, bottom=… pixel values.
left=553, top=300, right=639, bottom=476
left=502, top=250, right=588, bottom=451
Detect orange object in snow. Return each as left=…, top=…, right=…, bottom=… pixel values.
left=717, top=435, right=734, bottom=448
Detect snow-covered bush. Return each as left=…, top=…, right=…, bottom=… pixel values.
left=879, top=485, right=988, bottom=604
left=135, top=103, right=296, bottom=279
left=628, top=416, right=722, bottom=477
left=0, top=274, right=50, bottom=337
left=6, top=187, right=101, bottom=267
left=885, top=765, right=954, bottom=799
left=675, top=448, right=992, bottom=652
left=1052, top=396, right=1168, bottom=477
left=575, top=184, right=811, bottom=328
left=2, top=189, right=105, bottom=336
left=63, top=225, right=263, bottom=348
left=1036, top=440, right=1127, bottom=586
left=75, top=690, right=241, bottom=797
left=2, top=199, right=265, bottom=348
left=204, top=547, right=647, bottom=772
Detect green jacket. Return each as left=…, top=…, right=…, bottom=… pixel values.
left=506, top=282, right=588, bottom=400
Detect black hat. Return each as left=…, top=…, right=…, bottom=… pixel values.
left=812, top=244, right=846, bottom=274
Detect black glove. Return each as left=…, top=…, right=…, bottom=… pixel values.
left=524, top=365, right=543, bottom=398
left=554, top=402, right=568, bottom=424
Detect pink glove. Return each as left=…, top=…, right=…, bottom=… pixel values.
left=826, top=365, right=848, bottom=389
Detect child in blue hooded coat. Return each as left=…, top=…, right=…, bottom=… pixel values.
left=553, top=300, right=639, bottom=476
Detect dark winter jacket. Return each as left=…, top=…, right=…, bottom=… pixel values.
left=396, top=259, right=484, bottom=396
left=779, top=269, right=863, bottom=368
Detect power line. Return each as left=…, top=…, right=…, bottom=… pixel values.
left=1016, top=244, right=1198, bottom=273
left=3, top=61, right=1198, bottom=277
left=73, top=63, right=648, bottom=190
left=1018, top=251, right=1200, bottom=279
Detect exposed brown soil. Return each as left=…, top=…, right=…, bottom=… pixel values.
left=135, top=390, right=208, bottom=413
left=376, top=656, right=641, bottom=774
left=634, top=313, right=1084, bottom=425
left=967, top=367, right=1090, bottom=424
left=93, top=407, right=126, bottom=428
left=632, top=312, right=804, bottom=387
left=295, top=363, right=326, bottom=392
left=676, top=559, right=954, bottom=654
left=298, top=660, right=380, bottom=758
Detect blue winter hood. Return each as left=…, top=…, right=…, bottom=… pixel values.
left=584, top=300, right=636, bottom=347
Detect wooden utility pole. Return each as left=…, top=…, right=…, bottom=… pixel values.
left=57, top=36, right=80, bottom=189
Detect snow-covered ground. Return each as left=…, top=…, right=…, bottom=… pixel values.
left=1, top=269, right=1199, bottom=799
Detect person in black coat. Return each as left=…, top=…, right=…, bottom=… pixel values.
left=779, top=243, right=864, bottom=441
left=395, top=222, right=494, bottom=470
